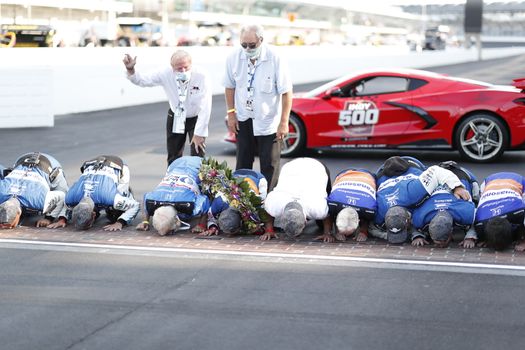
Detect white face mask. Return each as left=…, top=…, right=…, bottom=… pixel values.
left=175, top=70, right=191, bottom=81
left=245, top=46, right=261, bottom=59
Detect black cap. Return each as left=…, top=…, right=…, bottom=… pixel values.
left=429, top=210, right=453, bottom=242
left=385, top=206, right=410, bottom=244
left=218, top=208, right=241, bottom=234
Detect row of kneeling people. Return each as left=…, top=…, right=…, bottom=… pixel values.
left=0, top=152, right=524, bottom=252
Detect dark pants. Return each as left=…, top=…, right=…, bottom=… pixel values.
left=166, top=110, right=204, bottom=166
left=316, top=162, right=332, bottom=229
left=321, top=162, right=332, bottom=195
left=236, top=119, right=281, bottom=190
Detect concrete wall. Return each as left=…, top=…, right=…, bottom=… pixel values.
left=2, top=45, right=525, bottom=127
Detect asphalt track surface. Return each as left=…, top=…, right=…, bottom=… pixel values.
left=1, top=54, right=525, bottom=350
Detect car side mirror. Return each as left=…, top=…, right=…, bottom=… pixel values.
left=323, top=87, right=344, bottom=100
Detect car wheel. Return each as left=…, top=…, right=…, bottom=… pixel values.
left=455, top=114, right=508, bottom=163
left=281, top=114, right=306, bottom=157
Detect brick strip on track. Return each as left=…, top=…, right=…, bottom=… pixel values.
left=1, top=225, right=524, bottom=267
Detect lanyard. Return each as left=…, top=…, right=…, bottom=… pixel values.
left=247, top=60, right=259, bottom=90
left=176, top=80, right=189, bottom=107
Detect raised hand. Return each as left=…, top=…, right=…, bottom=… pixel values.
left=123, top=54, right=137, bottom=72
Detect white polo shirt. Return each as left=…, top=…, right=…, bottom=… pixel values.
left=264, top=158, right=329, bottom=220
left=127, top=66, right=212, bottom=137
left=223, top=44, right=293, bottom=136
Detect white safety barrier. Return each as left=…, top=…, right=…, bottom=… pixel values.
left=1, top=45, right=525, bottom=127
left=0, top=66, right=54, bottom=127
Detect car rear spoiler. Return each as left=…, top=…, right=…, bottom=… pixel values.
left=512, top=77, right=525, bottom=92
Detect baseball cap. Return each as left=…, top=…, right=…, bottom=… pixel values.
left=385, top=206, right=410, bottom=244
left=218, top=207, right=241, bottom=234
left=281, top=201, right=306, bottom=238
left=428, top=210, right=453, bottom=243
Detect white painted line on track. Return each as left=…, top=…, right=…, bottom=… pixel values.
left=1, top=238, right=525, bottom=275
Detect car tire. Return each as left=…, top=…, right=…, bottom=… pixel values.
left=281, top=113, right=306, bottom=158
left=455, top=114, right=508, bottom=163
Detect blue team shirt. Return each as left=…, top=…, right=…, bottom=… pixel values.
left=0, top=153, right=61, bottom=212
left=475, top=172, right=525, bottom=223
left=327, top=168, right=377, bottom=219
left=66, top=164, right=120, bottom=208
left=412, top=178, right=476, bottom=229
left=144, top=156, right=209, bottom=220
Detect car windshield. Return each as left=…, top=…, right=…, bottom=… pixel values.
left=302, top=72, right=493, bottom=98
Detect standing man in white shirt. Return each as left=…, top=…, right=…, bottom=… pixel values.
left=123, top=50, right=212, bottom=166
left=224, top=24, right=293, bottom=190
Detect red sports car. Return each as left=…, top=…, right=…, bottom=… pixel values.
left=226, top=68, right=525, bottom=162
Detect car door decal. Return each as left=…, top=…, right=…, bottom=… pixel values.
left=384, top=101, right=437, bottom=129
left=338, top=100, right=379, bottom=137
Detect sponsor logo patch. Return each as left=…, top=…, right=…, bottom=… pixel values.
left=338, top=100, right=379, bottom=137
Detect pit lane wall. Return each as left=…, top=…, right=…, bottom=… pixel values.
left=2, top=45, right=525, bottom=128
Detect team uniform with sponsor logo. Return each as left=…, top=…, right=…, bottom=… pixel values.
left=327, top=168, right=377, bottom=222
left=474, top=172, right=525, bottom=239
left=64, top=155, right=139, bottom=226
left=264, top=158, right=330, bottom=224
left=143, top=156, right=210, bottom=224
left=0, top=152, right=68, bottom=221
left=374, top=157, right=427, bottom=226
left=207, top=169, right=268, bottom=230
left=412, top=163, right=479, bottom=241
left=371, top=157, right=466, bottom=241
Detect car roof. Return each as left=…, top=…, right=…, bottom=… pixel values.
left=345, top=68, right=495, bottom=86
left=347, top=68, right=446, bottom=79
left=305, top=68, right=493, bottom=97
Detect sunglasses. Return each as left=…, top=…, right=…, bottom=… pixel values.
left=241, top=42, right=258, bottom=49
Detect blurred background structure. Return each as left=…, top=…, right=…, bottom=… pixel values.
left=1, top=0, right=525, bottom=49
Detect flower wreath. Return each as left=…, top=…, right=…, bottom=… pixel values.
left=199, top=157, right=268, bottom=234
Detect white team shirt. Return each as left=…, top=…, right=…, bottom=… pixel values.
left=264, top=158, right=329, bottom=220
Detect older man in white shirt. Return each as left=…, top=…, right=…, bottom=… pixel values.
left=262, top=157, right=334, bottom=242
left=123, top=50, right=212, bottom=166
left=224, top=24, right=293, bottom=190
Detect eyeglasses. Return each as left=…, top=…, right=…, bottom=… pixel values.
left=241, top=42, right=258, bottom=49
